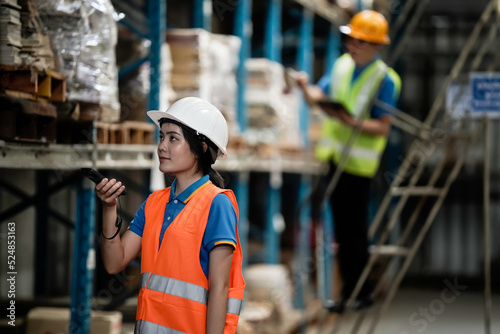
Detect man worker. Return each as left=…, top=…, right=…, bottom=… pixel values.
left=296, top=10, right=401, bottom=313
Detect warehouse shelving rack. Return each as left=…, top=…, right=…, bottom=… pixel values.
left=0, top=0, right=354, bottom=333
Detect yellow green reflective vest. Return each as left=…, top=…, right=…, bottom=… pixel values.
left=315, top=53, right=401, bottom=178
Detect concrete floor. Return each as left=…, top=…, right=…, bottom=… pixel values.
left=310, top=288, right=500, bottom=334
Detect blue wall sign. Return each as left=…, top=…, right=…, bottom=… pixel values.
left=470, top=73, right=500, bottom=115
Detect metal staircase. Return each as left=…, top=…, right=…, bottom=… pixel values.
left=316, top=1, right=500, bottom=333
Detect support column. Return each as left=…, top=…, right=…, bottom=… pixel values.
left=320, top=203, right=334, bottom=303
left=69, top=179, right=96, bottom=334
left=235, top=0, right=253, bottom=133
left=148, top=0, right=166, bottom=111
left=297, top=8, right=314, bottom=148
left=194, top=0, right=212, bottom=31
left=264, top=0, right=282, bottom=63
left=293, top=175, right=311, bottom=310
left=318, top=25, right=339, bottom=303
left=357, top=0, right=365, bottom=11
left=325, top=24, right=340, bottom=74
left=265, top=169, right=282, bottom=264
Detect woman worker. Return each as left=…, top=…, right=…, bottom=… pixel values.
left=95, top=97, right=245, bottom=334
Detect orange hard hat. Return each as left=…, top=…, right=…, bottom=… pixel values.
left=339, top=10, right=390, bottom=45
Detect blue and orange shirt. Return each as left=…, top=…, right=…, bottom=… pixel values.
left=129, top=175, right=237, bottom=278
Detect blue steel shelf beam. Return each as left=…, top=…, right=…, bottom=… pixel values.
left=69, top=179, right=96, bottom=334
left=265, top=169, right=282, bottom=264
left=293, top=175, right=312, bottom=311
left=70, top=119, right=99, bottom=334
left=325, top=24, right=340, bottom=74
left=194, top=0, right=212, bottom=31
left=148, top=0, right=166, bottom=111
left=234, top=0, right=252, bottom=133
left=320, top=203, right=334, bottom=304
left=318, top=24, right=339, bottom=303
left=293, top=7, right=316, bottom=320
left=263, top=0, right=283, bottom=265
left=358, top=0, right=365, bottom=11
left=297, top=8, right=314, bottom=148
left=264, top=0, right=282, bottom=63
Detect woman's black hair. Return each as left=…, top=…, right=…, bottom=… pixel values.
left=159, top=118, right=225, bottom=188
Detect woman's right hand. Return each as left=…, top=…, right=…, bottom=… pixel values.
left=95, top=178, right=126, bottom=207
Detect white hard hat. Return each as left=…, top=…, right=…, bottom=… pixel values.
left=147, top=97, right=229, bottom=160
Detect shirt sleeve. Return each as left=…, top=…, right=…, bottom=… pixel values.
left=317, top=59, right=337, bottom=96
left=317, top=70, right=332, bottom=96
left=371, top=73, right=397, bottom=119
left=202, top=193, right=237, bottom=253
left=128, top=197, right=149, bottom=237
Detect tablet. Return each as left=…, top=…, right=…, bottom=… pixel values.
left=316, top=99, right=345, bottom=111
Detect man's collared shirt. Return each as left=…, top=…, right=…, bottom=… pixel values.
left=317, top=56, right=397, bottom=119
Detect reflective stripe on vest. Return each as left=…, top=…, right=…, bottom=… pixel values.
left=314, top=53, right=399, bottom=177
left=140, top=272, right=242, bottom=315
left=135, top=320, right=186, bottom=334
left=335, top=143, right=380, bottom=160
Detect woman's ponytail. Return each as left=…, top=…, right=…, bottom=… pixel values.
left=201, top=149, right=225, bottom=188
left=208, top=167, right=225, bottom=188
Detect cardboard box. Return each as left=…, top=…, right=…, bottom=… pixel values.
left=26, top=307, right=122, bottom=334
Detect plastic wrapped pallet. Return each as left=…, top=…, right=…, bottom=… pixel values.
left=166, top=29, right=240, bottom=135
left=244, top=59, right=283, bottom=148
left=245, top=58, right=286, bottom=109
left=208, top=33, right=240, bottom=132
left=167, top=28, right=211, bottom=98
left=33, top=0, right=121, bottom=122
left=0, top=0, right=22, bottom=65
left=245, top=58, right=303, bottom=153
left=115, top=29, right=150, bottom=121
left=16, top=0, right=55, bottom=69
left=159, top=43, right=176, bottom=113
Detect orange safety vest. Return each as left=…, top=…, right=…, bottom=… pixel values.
left=135, top=182, right=245, bottom=334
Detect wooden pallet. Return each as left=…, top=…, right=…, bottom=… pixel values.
left=0, top=65, right=66, bottom=102
left=122, top=121, right=156, bottom=144
left=55, top=120, right=156, bottom=145
left=96, top=121, right=156, bottom=144
left=0, top=96, right=57, bottom=143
